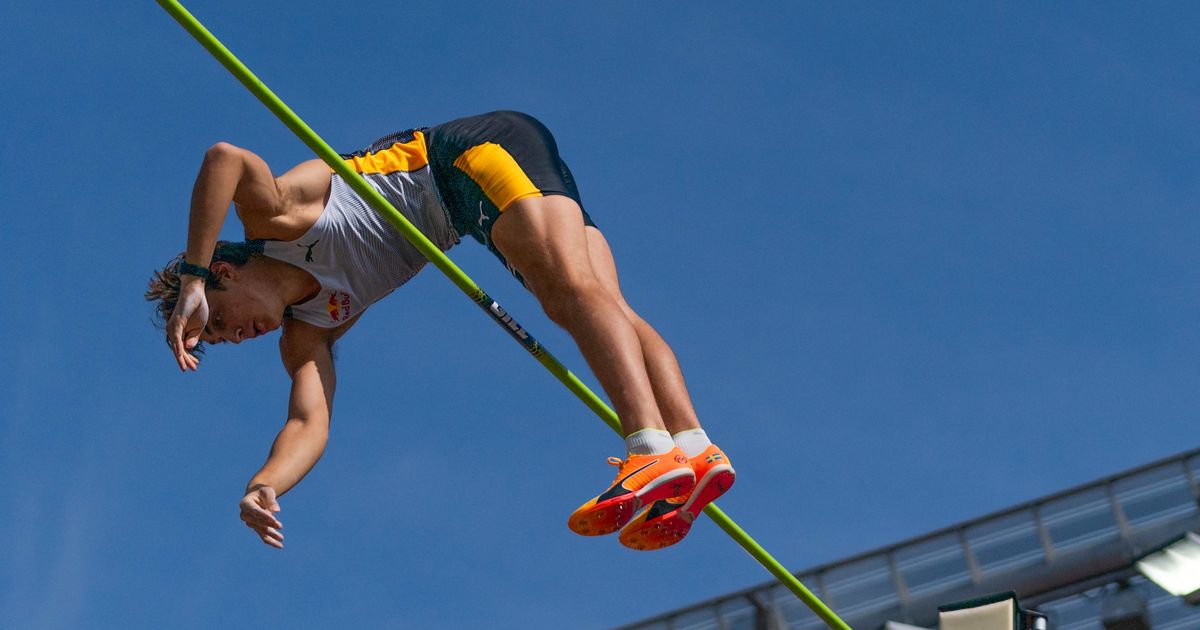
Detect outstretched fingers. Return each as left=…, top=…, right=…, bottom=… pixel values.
left=168, top=338, right=200, bottom=371
left=239, top=487, right=284, bottom=549
left=165, top=279, right=209, bottom=371
left=166, top=319, right=195, bottom=371
left=240, top=508, right=284, bottom=548
left=243, top=519, right=284, bottom=549
left=240, top=503, right=282, bottom=528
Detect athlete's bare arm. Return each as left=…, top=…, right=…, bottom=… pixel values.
left=167, top=143, right=281, bottom=370
left=165, top=144, right=329, bottom=371
left=241, top=158, right=331, bottom=241
left=238, top=315, right=358, bottom=549
left=185, top=143, right=285, bottom=280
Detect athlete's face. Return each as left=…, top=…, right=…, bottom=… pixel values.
left=199, top=261, right=285, bottom=346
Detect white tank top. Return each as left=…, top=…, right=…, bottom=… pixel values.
left=262, top=156, right=458, bottom=328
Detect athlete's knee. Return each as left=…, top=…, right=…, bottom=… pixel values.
left=532, top=272, right=609, bottom=326
left=608, top=293, right=640, bottom=324
left=619, top=305, right=660, bottom=341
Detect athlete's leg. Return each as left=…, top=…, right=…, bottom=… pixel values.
left=491, top=195, right=665, bottom=437
left=569, top=228, right=736, bottom=549
left=581, top=226, right=702, bottom=434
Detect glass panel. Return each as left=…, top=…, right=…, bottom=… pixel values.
left=1040, top=486, right=1119, bottom=552
left=670, top=607, right=722, bottom=630
left=717, top=597, right=758, bottom=630
left=771, top=581, right=823, bottom=629
left=965, top=508, right=1047, bottom=576
left=821, top=555, right=898, bottom=618
left=1033, top=576, right=1200, bottom=630
left=1114, top=462, right=1198, bottom=531
left=1037, top=591, right=1099, bottom=630
left=1146, top=583, right=1198, bottom=630
left=892, top=532, right=972, bottom=600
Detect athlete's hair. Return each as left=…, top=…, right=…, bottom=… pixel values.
left=145, top=240, right=264, bottom=328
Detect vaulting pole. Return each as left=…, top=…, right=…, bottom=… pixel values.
left=154, top=2, right=850, bottom=628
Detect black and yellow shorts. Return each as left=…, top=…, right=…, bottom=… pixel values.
left=425, top=110, right=595, bottom=272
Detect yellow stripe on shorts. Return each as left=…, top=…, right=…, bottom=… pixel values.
left=342, top=130, right=430, bottom=174
left=452, top=142, right=542, bottom=211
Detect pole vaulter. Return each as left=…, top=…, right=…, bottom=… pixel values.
left=154, top=2, right=849, bottom=627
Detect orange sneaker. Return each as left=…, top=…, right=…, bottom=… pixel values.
left=568, top=447, right=696, bottom=537
left=619, top=444, right=735, bottom=551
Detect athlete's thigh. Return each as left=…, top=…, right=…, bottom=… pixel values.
left=491, top=195, right=596, bottom=292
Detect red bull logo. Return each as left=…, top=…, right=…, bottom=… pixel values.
left=327, top=291, right=351, bottom=322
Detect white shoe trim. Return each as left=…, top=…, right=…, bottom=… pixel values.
left=681, top=464, right=734, bottom=512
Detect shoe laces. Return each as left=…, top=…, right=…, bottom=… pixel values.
left=607, top=453, right=663, bottom=475
left=608, top=456, right=647, bottom=476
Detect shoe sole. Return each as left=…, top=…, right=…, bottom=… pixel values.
left=679, top=464, right=735, bottom=521
left=619, top=464, right=735, bottom=550
left=569, top=467, right=696, bottom=536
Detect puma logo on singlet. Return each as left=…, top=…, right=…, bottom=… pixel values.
left=477, top=201, right=488, bottom=228
left=477, top=202, right=492, bottom=247
left=299, top=240, right=320, bottom=262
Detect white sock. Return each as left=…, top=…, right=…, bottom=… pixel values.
left=673, top=428, right=712, bottom=457
left=625, top=428, right=675, bottom=455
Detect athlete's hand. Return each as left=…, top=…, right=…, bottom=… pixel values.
left=166, top=276, right=209, bottom=372
left=239, top=485, right=284, bottom=549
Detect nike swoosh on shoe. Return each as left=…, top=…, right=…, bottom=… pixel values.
left=596, top=459, right=660, bottom=503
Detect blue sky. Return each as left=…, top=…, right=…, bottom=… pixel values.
left=2, top=2, right=1198, bottom=628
